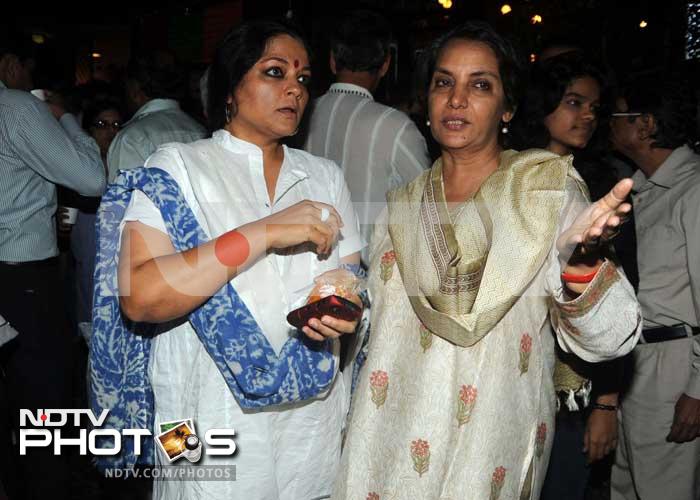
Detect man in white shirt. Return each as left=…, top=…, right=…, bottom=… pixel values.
left=302, top=10, right=431, bottom=263
left=610, top=76, right=700, bottom=500
left=107, top=50, right=206, bottom=182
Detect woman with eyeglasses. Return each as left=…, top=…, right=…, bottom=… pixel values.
left=68, top=98, right=125, bottom=341
left=85, top=102, right=123, bottom=167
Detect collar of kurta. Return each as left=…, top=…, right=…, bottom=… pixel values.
left=632, top=145, right=698, bottom=191
left=387, top=149, right=579, bottom=347
left=328, top=82, right=374, bottom=100
left=211, top=129, right=309, bottom=204
left=125, top=98, right=181, bottom=126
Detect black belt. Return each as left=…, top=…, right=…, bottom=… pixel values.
left=0, top=257, right=58, bottom=268
left=641, top=324, right=700, bottom=344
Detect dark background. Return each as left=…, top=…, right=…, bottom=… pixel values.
left=3, top=0, right=696, bottom=104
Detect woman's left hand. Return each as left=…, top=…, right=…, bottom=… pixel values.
left=557, top=178, right=634, bottom=261
left=302, top=294, right=363, bottom=341
left=584, top=394, right=620, bottom=463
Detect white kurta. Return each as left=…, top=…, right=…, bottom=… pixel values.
left=333, top=178, right=641, bottom=500
left=120, top=130, right=365, bottom=500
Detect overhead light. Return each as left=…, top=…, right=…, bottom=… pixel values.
left=501, top=4, right=512, bottom=15
left=32, top=34, right=45, bottom=45
left=91, top=52, right=102, bottom=59
left=530, top=53, right=537, bottom=63
left=531, top=14, right=543, bottom=24
left=640, top=20, right=648, bottom=28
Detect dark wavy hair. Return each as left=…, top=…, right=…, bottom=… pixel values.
left=620, top=73, right=697, bottom=150
left=207, top=19, right=311, bottom=132
left=331, top=10, right=391, bottom=74
left=421, top=21, right=523, bottom=115
left=509, top=53, right=607, bottom=151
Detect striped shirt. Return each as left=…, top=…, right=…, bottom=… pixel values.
left=303, top=83, right=431, bottom=262
left=106, top=98, right=206, bottom=182
left=0, top=81, right=106, bottom=262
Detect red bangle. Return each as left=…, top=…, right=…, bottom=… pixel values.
left=561, top=268, right=600, bottom=284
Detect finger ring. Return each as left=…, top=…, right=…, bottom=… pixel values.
left=320, top=207, right=330, bottom=222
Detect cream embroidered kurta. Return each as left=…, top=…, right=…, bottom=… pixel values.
left=333, top=151, right=641, bottom=500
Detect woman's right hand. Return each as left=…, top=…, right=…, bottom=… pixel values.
left=263, top=200, right=343, bottom=256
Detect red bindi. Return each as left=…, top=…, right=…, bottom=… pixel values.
left=294, top=59, right=299, bottom=68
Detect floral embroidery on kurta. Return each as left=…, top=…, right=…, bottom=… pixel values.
left=410, top=439, right=430, bottom=477
left=380, top=250, right=396, bottom=284
left=369, top=370, right=389, bottom=408
left=519, top=333, right=532, bottom=375
left=490, top=466, right=507, bottom=500
left=366, top=493, right=380, bottom=500
left=456, top=384, right=478, bottom=427
left=419, top=322, right=433, bottom=352
left=536, top=423, right=547, bottom=458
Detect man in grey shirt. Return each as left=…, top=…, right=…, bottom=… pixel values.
left=0, top=42, right=105, bottom=499
left=107, top=50, right=207, bottom=182
left=610, top=77, right=700, bottom=500
left=302, top=11, right=431, bottom=264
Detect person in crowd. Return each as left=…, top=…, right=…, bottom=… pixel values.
left=509, top=52, right=628, bottom=500
left=91, top=19, right=366, bottom=500
left=0, top=40, right=106, bottom=500
left=610, top=75, right=700, bottom=500
left=302, top=10, right=431, bottom=264
left=71, top=97, right=124, bottom=340
left=106, top=49, right=206, bottom=182
left=333, top=21, right=641, bottom=499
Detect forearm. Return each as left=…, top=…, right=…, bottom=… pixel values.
left=120, top=221, right=268, bottom=323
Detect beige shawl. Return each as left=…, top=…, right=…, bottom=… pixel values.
left=387, top=148, right=577, bottom=347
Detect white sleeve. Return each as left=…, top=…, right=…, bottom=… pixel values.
left=331, top=161, right=367, bottom=258
left=546, top=177, right=642, bottom=362
left=119, top=145, right=199, bottom=239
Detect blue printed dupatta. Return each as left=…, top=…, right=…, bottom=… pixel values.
left=89, top=167, right=336, bottom=469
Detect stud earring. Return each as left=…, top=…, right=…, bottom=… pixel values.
left=426, top=119, right=431, bottom=127
left=501, top=122, right=509, bottom=134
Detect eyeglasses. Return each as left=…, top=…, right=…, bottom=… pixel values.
left=610, top=112, right=642, bottom=118
left=92, top=120, right=122, bottom=130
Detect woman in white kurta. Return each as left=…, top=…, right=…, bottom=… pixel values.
left=118, top=21, right=364, bottom=500
left=333, top=23, right=640, bottom=500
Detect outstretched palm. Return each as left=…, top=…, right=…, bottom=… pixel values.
left=557, top=178, right=634, bottom=262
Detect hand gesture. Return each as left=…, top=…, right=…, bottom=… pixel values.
left=265, top=200, right=343, bottom=256
left=557, top=179, right=633, bottom=262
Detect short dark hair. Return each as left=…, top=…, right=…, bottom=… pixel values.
left=207, top=19, right=311, bottom=132
left=510, top=53, right=607, bottom=150
left=0, top=37, right=34, bottom=65
left=421, top=21, right=523, bottom=114
left=82, top=96, right=124, bottom=131
left=620, top=74, right=696, bottom=150
left=330, top=10, right=391, bottom=74
left=126, top=50, right=184, bottom=101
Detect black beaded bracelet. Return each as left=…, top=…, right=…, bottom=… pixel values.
left=592, top=403, right=617, bottom=411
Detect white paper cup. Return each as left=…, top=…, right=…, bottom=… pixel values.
left=30, top=89, right=47, bottom=101
left=62, top=207, right=78, bottom=225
